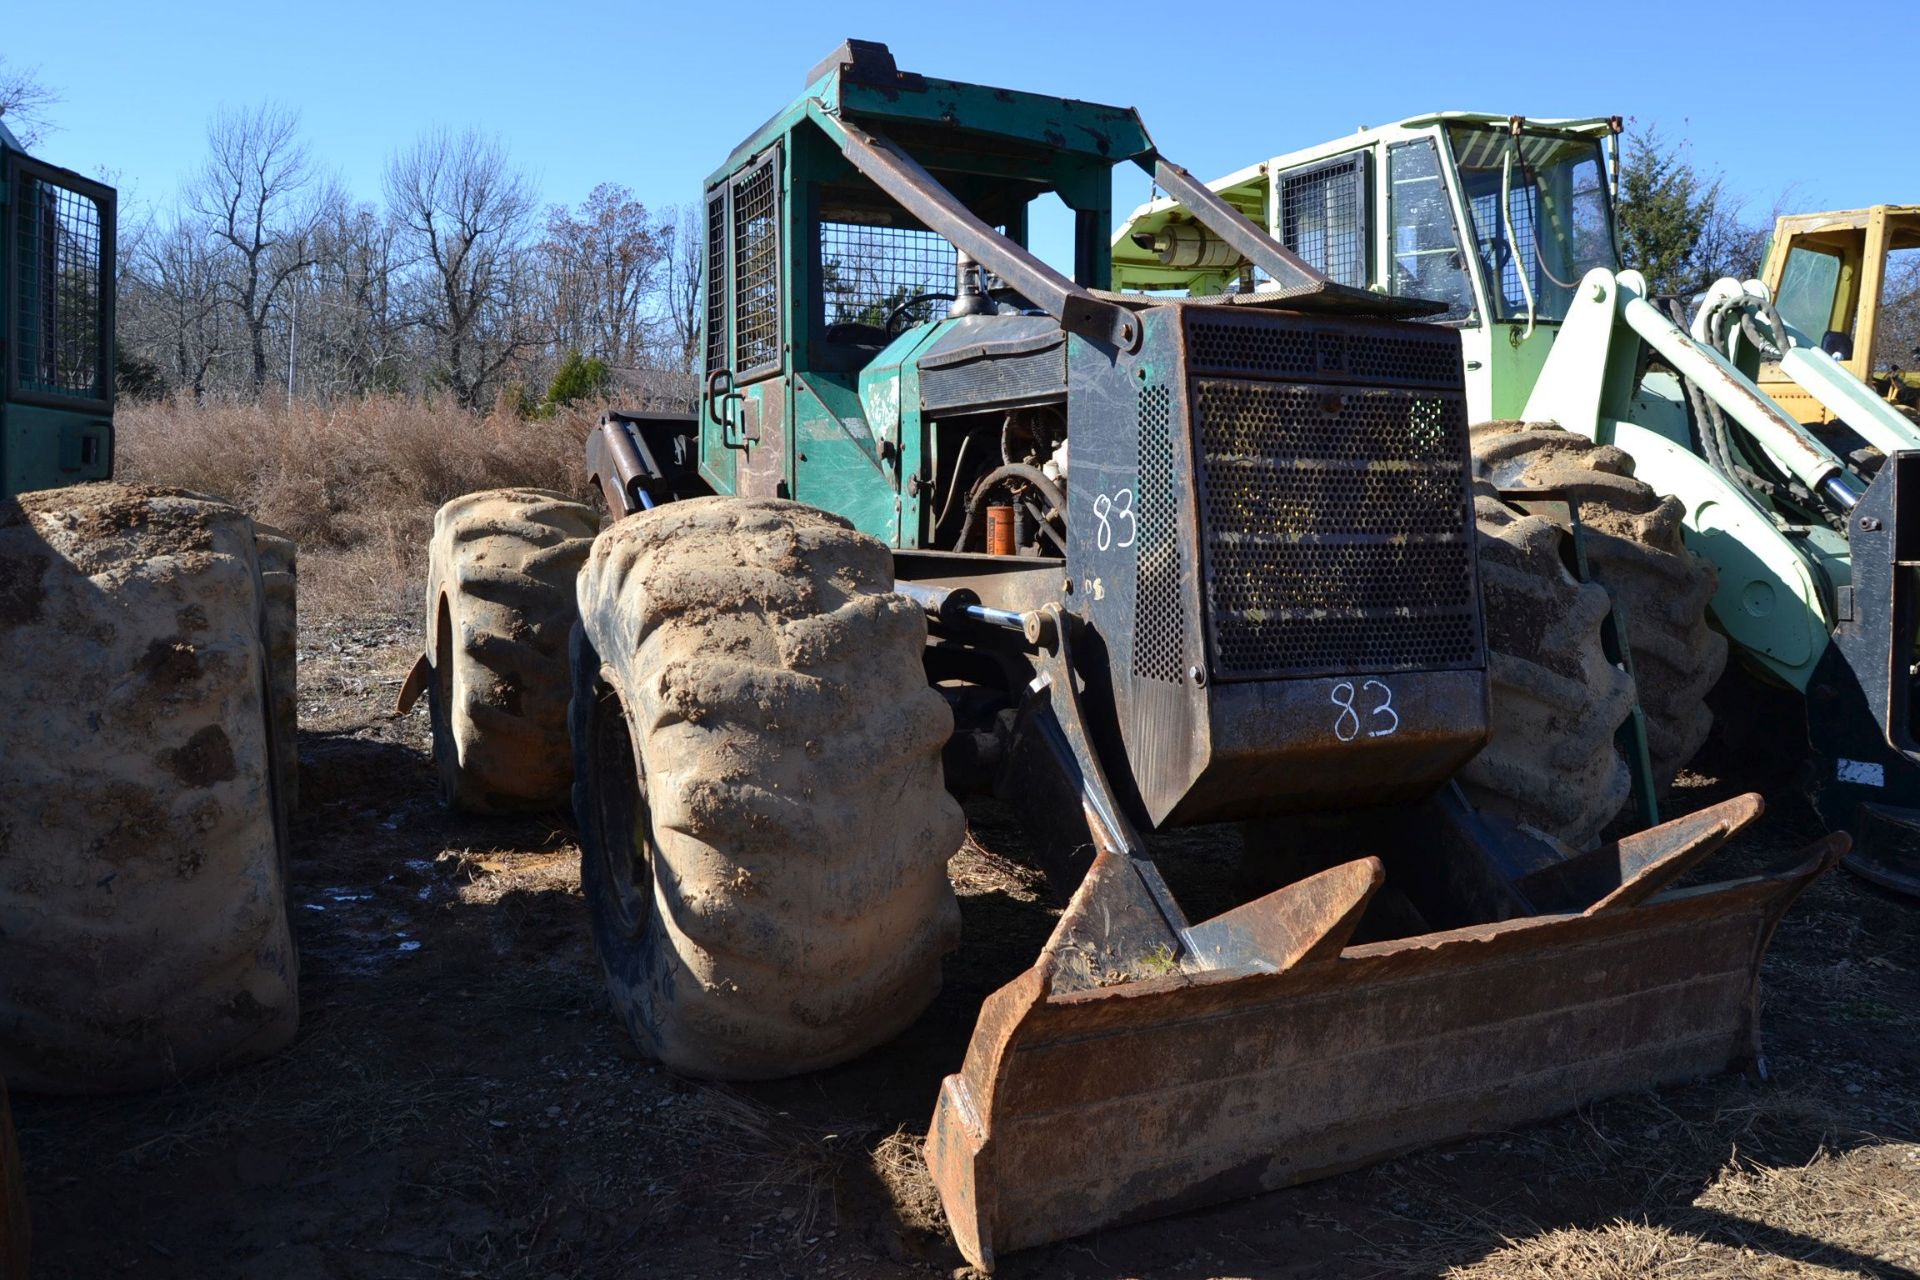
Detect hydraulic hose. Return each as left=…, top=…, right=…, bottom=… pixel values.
left=953, top=464, right=1067, bottom=553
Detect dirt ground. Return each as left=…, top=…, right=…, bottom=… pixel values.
left=14, top=596, right=1920, bottom=1280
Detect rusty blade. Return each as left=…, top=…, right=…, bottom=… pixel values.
left=1182, top=857, right=1384, bottom=971
left=926, top=837, right=1833, bottom=1272
left=1506, top=793, right=1763, bottom=914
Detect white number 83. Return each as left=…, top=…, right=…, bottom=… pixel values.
left=1330, top=679, right=1399, bottom=742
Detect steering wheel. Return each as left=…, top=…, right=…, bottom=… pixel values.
left=884, top=293, right=957, bottom=336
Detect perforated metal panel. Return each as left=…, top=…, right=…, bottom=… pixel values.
left=1187, top=313, right=1461, bottom=387
left=1184, top=313, right=1477, bottom=680
left=13, top=173, right=106, bottom=399
left=1132, top=384, right=1183, bottom=683
left=731, top=156, right=780, bottom=374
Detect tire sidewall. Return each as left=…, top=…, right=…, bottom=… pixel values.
left=569, top=623, right=672, bottom=1056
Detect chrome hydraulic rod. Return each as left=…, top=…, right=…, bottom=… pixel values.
left=894, top=582, right=1027, bottom=632
left=1620, top=290, right=1855, bottom=505
left=1778, top=344, right=1920, bottom=460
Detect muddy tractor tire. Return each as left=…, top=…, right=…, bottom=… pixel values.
left=255, top=524, right=299, bottom=816
left=421, top=488, right=598, bottom=812
left=1458, top=487, right=1636, bottom=849
left=0, top=1081, right=23, bottom=1280
left=572, top=497, right=964, bottom=1079
left=0, top=484, right=298, bottom=1093
left=1471, top=421, right=1726, bottom=787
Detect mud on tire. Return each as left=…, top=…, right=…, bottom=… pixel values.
left=1458, top=487, right=1635, bottom=849
left=423, top=488, right=598, bottom=812
left=0, top=484, right=298, bottom=1093
left=1471, top=421, right=1726, bottom=787
left=572, top=497, right=964, bottom=1079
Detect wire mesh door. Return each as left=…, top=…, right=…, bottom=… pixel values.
left=8, top=158, right=114, bottom=406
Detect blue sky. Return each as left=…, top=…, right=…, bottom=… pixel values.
left=11, top=0, right=1915, bottom=252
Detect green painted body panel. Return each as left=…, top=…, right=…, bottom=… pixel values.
left=1463, top=322, right=1560, bottom=420
left=794, top=373, right=896, bottom=540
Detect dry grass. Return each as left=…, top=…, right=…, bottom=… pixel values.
left=1444, top=1139, right=1920, bottom=1279
left=116, top=395, right=613, bottom=617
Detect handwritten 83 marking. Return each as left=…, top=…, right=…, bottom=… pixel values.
left=1091, top=487, right=1135, bottom=551
left=1330, top=679, right=1399, bottom=741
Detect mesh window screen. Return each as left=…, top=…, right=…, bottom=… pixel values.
left=14, top=175, right=105, bottom=399
left=731, top=158, right=780, bottom=372
left=819, top=222, right=956, bottom=329
left=1278, top=156, right=1366, bottom=289
left=704, top=190, right=727, bottom=373
left=1467, top=187, right=1540, bottom=317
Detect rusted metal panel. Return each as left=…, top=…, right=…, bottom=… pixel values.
left=926, top=823, right=1843, bottom=1271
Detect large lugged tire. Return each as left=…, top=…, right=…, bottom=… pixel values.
left=255, top=524, right=298, bottom=815
left=1459, top=487, right=1635, bottom=849
left=573, top=497, right=963, bottom=1079
left=0, top=484, right=298, bottom=1093
left=1471, top=421, right=1726, bottom=786
left=423, top=488, right=598, bottom=811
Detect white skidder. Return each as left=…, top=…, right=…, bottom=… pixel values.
left=571, top=497, right=964, bottom=1079
left=0, top=485, right=297, bottom=1093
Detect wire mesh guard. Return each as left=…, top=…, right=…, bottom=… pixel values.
left=14, top=176, right=105, bottom=398
left=1279, top=157, right=1366, bottom=290
left=704, top=192, right=727, bottom=372
left=731, top=162, right=780, bottom=371
left=820, top=221, right=956, bottom=330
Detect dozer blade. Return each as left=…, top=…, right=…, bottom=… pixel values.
left=927, top=806, right=1844, bottom=1271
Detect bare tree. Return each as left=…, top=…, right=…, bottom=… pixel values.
left=386, top=128, right=538, bottom=411
left=126, top=219, right=233, bottom=399
left=312, top=202, right=406, bottom=395
left=539, top=184, right=668, bottom=366
left=0, top=57, right=59, bottom=148
left=191, top=104, right=331, bottom=395
left=661, top=202, right=705, bottom=374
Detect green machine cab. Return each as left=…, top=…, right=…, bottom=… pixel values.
left=0, top=117, right=115, bottom=501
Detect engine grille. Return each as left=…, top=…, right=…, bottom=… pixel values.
left=1187, top=312, right=1464, bottom=387
left=1133, top=385, right=1184, bottom=684
left=1185, top=315, right=1478, bottom=680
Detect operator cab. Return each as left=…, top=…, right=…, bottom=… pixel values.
left=694, top=38, right=1410, bottom=553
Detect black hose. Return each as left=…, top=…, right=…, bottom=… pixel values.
left=953, top=464, right=1067, bottom=553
